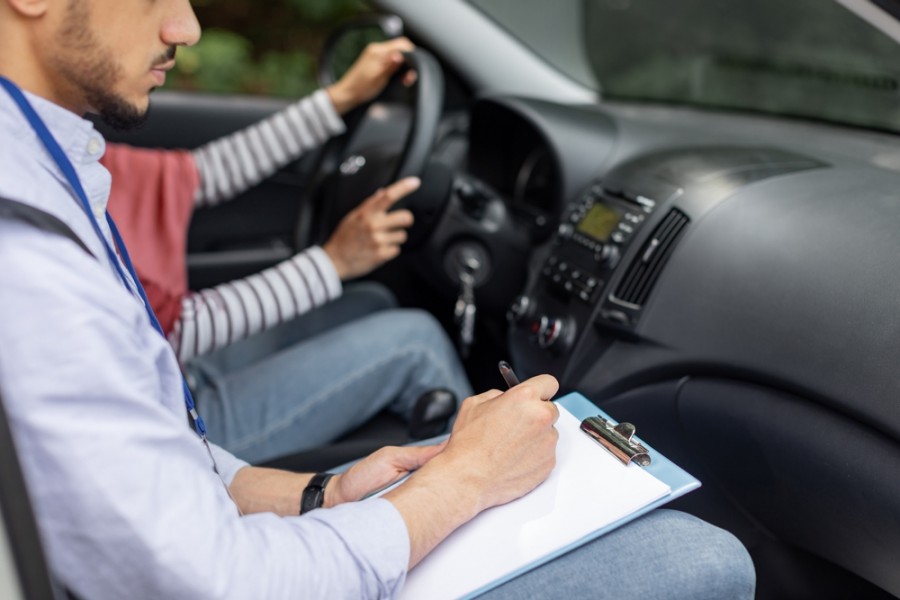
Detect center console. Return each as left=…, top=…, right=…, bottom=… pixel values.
left=508, top=182, right=662, bottom=360
left=507, top=145, right=827, bottom=381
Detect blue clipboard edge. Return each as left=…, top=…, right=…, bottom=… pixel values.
left=461, top=391, right=701, bottom=599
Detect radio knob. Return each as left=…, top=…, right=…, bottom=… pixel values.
left=535, top=315, right=576, bottom=355
left=605, top=244, right=620, bottom=267
left=595, top=243, right=621, bottom=268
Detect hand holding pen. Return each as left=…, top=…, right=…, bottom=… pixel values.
left=420, top=364, right=559, bottom=513
left=382, top=366, right=561, bottom=566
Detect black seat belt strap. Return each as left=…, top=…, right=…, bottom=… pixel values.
left=0, top=197, right=199, bottom=438
left=0, top=197, right=95, bottom=258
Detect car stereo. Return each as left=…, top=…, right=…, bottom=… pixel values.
left=508, top=184, right=658, bottom=355
left=543, top=185, right=655, bottom=304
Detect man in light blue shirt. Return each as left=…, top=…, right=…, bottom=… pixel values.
left=0, top=0, right=754, bottom=598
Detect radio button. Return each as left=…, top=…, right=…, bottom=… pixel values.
left=635, top=195, right=656, bottom=209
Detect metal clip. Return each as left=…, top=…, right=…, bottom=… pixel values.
left=580, top=416, right=651, bottom=467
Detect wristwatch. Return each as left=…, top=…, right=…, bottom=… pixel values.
left=300, top=472, right=334, bottom=514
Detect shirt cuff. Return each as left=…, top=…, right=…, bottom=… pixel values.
left=307, top=245, right=343, bottom=299
left=206, top=442, right=250, bottom=486
left=311, top=89, right=347, bottom=138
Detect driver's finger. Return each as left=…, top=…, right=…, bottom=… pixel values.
left=376, top=229, right=409, bottom=246
left=365, top=177, right=420, bottom=212
left=377, top=37, right=415, bottom=55
left=375, top=208, right=414, bottom=231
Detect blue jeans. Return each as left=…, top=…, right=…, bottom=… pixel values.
left=185, top=283, right=473, bottom=463
left=481, top=509, right=756, bottom=599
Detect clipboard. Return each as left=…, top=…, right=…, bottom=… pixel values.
left=396, top=392, right=700, bottom=600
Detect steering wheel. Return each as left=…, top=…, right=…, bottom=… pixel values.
left=307, top=47, right=447, bottom=251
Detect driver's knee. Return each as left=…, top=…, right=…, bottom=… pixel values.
left=360, top=308, right=472, bottom=403
left=340, top=281, right=398, bottom=313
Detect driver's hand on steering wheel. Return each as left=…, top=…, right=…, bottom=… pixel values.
left=326, top=37, right=417, bottom=115
left=322, top=177, right=420, bottom=280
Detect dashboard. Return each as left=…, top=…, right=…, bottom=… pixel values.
left=455, top=95, right=900, bottom=596
left=466, top=102, right=564, bottom=241
left=459, top=96, right=900, bottom=429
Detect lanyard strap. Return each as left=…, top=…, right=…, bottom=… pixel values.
left=0, top=76, right=208, bottom=438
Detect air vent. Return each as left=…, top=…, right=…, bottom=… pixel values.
left=613, top=209, right=690, bottom=307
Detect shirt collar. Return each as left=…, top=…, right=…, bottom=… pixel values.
left=2, top=87, right=107, bottom=169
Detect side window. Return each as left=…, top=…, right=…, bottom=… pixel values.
left=165, top=0, right=370, bottom=97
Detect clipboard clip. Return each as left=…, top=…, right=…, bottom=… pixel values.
left=580, top=416, right=652, bottom=467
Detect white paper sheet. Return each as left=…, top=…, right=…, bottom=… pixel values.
left=397, top=405, right=671, bottom=600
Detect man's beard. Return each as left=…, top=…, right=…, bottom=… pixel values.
left=52, top=0, right=152, bottom=131
left=84, top=82, right=149, bottom=132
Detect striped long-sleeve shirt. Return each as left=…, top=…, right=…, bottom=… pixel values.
left=191, top=90, right=345, bottom=209
left=105, top=90, right=347, bottom=364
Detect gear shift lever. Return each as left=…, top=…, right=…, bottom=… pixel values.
left=408, top=389, right=457, bottom=440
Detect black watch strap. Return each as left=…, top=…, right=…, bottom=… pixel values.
left=300, top=472, right=334, bottom=515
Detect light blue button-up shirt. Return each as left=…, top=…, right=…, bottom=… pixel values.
left=0, top=88, right=409, bottom=599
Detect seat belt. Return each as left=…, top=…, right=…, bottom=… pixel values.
left=0, top=197, right=94, bottom=258
left=0, top=199, right=85, bottom=598
left=0, top=196, right=203, bottom=440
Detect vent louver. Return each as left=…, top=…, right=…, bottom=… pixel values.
left=614, top=209, right=690, bottom=307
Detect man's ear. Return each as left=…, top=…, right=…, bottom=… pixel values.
left=6, top=0, right=50, bottom=18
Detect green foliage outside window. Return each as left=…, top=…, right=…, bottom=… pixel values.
left=165, top=0, right=369, bottom=97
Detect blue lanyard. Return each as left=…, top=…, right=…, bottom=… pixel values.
left=0, top=76, right=209, bottom=439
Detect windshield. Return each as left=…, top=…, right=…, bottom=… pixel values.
left=468, top=0, right=900, bottom=133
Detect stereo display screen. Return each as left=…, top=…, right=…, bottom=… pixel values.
left=577, top=203, right=621, bottom=242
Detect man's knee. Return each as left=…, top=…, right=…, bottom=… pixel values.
left=639, top=510, right=756, bottom=599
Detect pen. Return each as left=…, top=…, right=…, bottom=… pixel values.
left=498, top=360, right=521, bottom=389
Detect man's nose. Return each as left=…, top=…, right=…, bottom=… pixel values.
left=161, top=0, right=202, bottom=48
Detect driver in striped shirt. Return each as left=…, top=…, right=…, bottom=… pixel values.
left=104, top=38, right=472, bottom=463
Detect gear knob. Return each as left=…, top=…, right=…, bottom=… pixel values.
left=408, top=388, right=457, bottom=440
